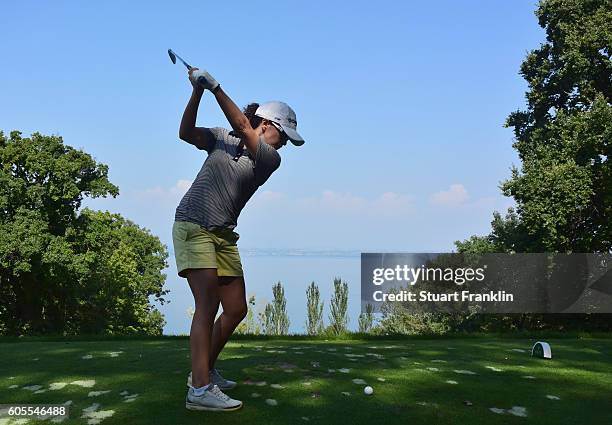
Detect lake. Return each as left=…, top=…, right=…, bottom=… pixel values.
left=155, top=250, right=363, bottom=335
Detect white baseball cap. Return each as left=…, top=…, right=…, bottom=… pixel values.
left=255, top=101, right=305, bottom=146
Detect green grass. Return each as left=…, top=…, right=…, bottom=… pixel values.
left=1, top=335, right=611, bottom=424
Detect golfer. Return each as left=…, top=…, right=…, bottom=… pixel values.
left=172, top=67, right=305, bottom=411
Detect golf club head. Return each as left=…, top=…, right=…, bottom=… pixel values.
left=168, top=48, right=191, bottom=70
left=168, top=48, right=177, bottom=64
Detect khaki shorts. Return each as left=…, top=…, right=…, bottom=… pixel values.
left=172, top=221, right=243, bottom=278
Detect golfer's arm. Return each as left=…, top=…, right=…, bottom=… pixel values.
left=178, top=88, right=214, bottom=151
left=212, top=87, right=258, bottom=155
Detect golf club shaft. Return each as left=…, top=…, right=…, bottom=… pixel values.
left=177, top=56, right=192, bottom=70
left=169, top=49, right=192, bottom=70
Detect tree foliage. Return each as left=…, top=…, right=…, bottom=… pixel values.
left=368, top=0, right=612, bottom=335
left=260, top=282, right=290, bottom=335
left=305, top=281, right=324, bottom=335
left=235, top=295, right=260, bottom=335
left=328, top=277, right=349, bottom=335
left=498, top=0, right=611, bottom=252
left=0, top=131, right=169, bottom=335
left=450, top=0, right=612, bottom=332
left=358, top=303, right=375, bottom=333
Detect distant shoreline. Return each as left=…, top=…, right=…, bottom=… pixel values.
left=240, top=249, right=361, bottom=258
left=167, top=248, right=363, bottom=258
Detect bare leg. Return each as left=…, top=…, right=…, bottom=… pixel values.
left=209, top=276, right=247, bottom=369
left=186, top=268, right=220, bottom=388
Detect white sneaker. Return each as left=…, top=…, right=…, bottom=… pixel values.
left=185, top=384, right=242, bottom=411
left=187, top=369, right=237, bottom=390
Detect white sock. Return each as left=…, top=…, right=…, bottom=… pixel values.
left=191, top=383, right=211, bottom=396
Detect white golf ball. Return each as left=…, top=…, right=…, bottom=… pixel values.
left=364, top=386, right=373, bottom=395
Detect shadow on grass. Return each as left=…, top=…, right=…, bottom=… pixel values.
left=1, top=337, right=611, bottom=424
left=1, top=330, right=611, bottom=344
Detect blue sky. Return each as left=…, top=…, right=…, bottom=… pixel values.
left=1, top=0, right=545, bottom=253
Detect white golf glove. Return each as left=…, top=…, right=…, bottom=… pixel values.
left=190, top=69, right=220, bottom=92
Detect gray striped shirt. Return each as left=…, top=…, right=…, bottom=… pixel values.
left=174, top=127, right=281, bottom=230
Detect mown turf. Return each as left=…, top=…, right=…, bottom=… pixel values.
left=1, top=336, right=610, bottom=424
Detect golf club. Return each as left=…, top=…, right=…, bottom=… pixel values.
left=168, top=48, right=192, bottom=70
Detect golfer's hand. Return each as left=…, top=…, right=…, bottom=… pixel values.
left=188, top=67, right=220, bottom=92
left=188, top=67, right=202, bottom=91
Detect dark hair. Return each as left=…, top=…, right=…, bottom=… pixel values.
left=243, top=103, right=263, bottom=129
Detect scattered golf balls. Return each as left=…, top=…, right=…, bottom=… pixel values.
left=364, top=386, right=373, bottom=395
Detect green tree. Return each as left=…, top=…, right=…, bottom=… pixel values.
left=260, top=282, right=290, bottom=335
left=454, top=0, right=612, bottom=331
left=260, top=303, right=275, bottom=335
left=305, top=281, right=324, bottom=335
left=235, top=295, right=259, bottom=335
left=475, top=0, right=611, bottom=253
left=0, top=131, right=169, bottom=335
left=69, top=209, right=169, bottom=335
left=358, top=303, right=375, bottom=333
left=328, top=277, right=349, bottom=335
